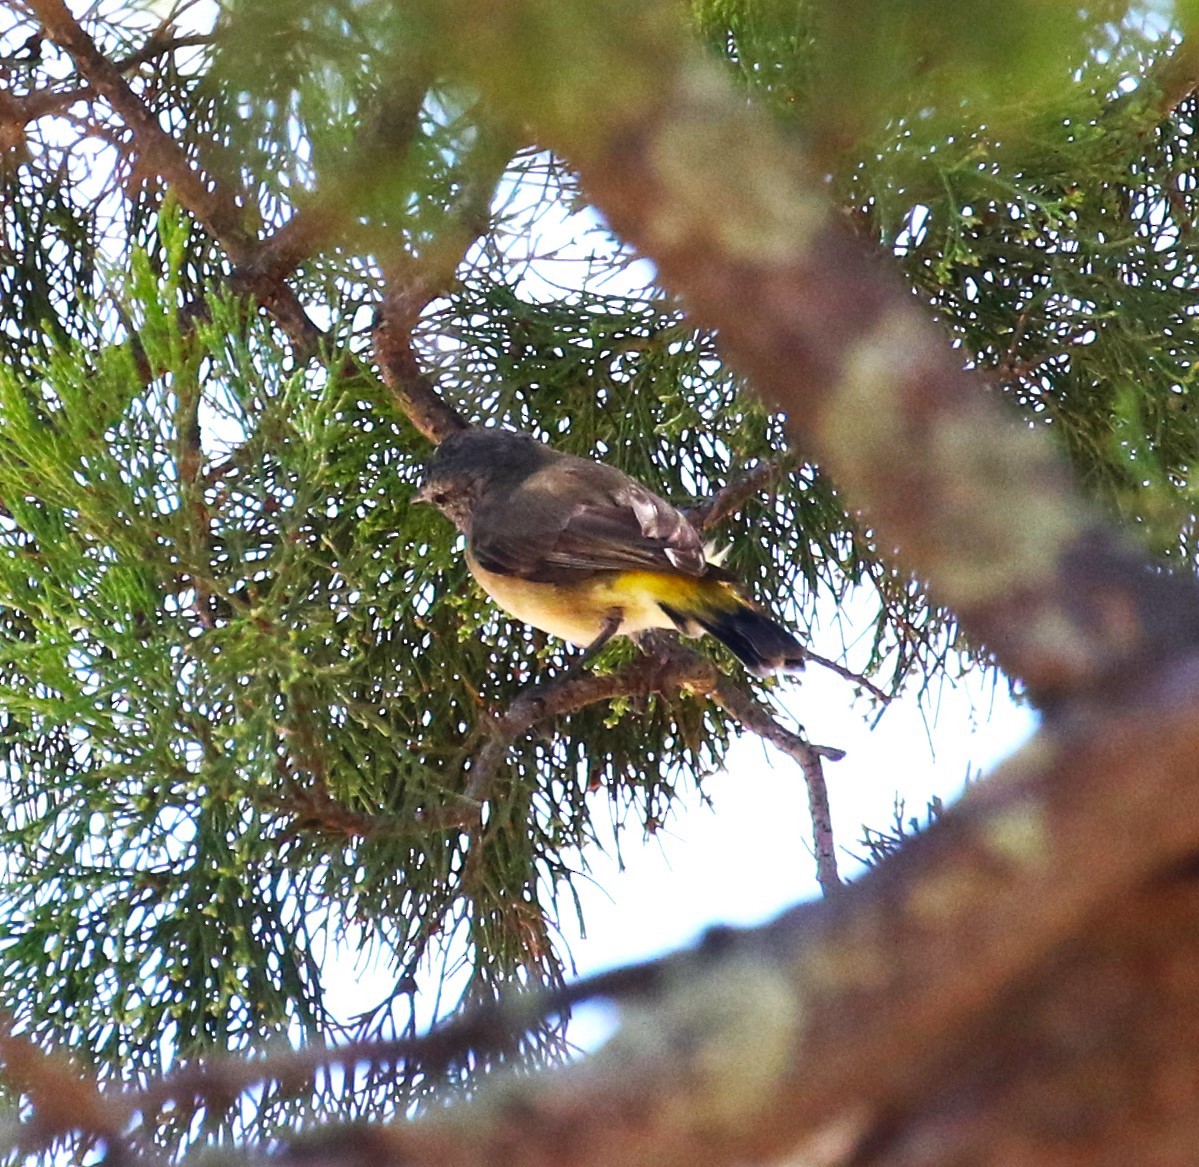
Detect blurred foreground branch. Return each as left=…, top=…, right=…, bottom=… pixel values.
left=6, top=1, right=1199, bottom=1164
left=9, top=660, right=1199, bottom=1164
left=430, top=0, right=1199, bottom=709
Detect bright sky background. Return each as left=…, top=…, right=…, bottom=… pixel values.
left=566, top=665, right=1036, bottom=968
left=559, top=664, right=1035, bottom=1046
left=318, top=589, right=1037, bottom=1048
left=318, top=145, right=1043, bottom=1047
left=12, top=0, right=1042, bottom=1059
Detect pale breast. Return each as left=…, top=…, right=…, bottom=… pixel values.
left=465, top=553, right=676, bottom=646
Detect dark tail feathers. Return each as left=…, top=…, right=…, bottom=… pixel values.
left=694, top=607, right=805, bottom=676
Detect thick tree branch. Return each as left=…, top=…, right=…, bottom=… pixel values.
left=267, top=658, right=1199, bottom=1165
left=29, top=0, right=250, bottom=257
left=429, top=0, right=1199, bottom=710
left=15, top=660, right=1199, bottom=1165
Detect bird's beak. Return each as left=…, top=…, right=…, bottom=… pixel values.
left=412, top=481, right=433, bottom=505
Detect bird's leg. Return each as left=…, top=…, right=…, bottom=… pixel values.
left=560, top=609, right=623, bottom=680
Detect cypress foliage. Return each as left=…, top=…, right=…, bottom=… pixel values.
left=0, top=0, right=1192, bottom=1150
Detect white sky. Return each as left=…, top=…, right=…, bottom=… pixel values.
left=317, top=152, right=1042, bottom=1048
left=5, top=0, right=1041, bottom=1065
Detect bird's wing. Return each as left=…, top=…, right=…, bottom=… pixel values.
left=469, top=464, right=708, bottom=583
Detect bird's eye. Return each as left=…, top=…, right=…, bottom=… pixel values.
left=430, top=491, right=448, bottom=506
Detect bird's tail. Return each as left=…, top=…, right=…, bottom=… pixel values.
left=658, top=579, right=805, bottom=676
left=691, top=605, right=806, bottom=676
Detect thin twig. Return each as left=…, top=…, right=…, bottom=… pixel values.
left=111, top=31, right=213, bottom=75
left=685, top=458, right=788, bottom=531
left=708, top=671, right=844, bottom=895
left=803, top=647, right=892, bottom=704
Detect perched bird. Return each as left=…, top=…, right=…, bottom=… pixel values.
left=415, top=428, right=805, bottom=675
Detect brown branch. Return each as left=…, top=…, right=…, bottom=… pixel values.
left=434, top=0, right=1199, bottom=712
left=0, top=32, right=208, bottom=127
left=372, top=135, right=510, bottom=441
left=1148, top=34, right=1199, bottom=116
left=0, top=878, right=792, bottom=1156
left=29, top=0, right=250, bottom=257
left=12, top=665, right=1199, bottom=1166
left=455, top=634, right=844, bottom=894
left=372, top=114, right=514, bottom=441
left=707, top=669, right=844, bottom=895
left=6, top=82, right=91, bottom=120
left=111, top=31, right=213, bottom=75
left=275, top=777, right=397, bottom=843
left=374, top=280, right=470, bottom=443
left=15, top=655, right=1173, bottom=1167
left=29, top=1, right=483, bottom=437
left=252, top=74, right=432, bottom=283
left=226, top=267, right=327, bottom=361
left=6, top=933, right=706, bottom=1152
left=684, top=458, right=788, bottom=531
left=0, top=1025, right=126, bottom=1159
left=461, top=645, right=717, bottom=816
left=267, top=658, right=1199, bottom=1167
left=802, top=646, right=891, bottom=704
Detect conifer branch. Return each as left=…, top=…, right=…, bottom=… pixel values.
left=0, top=1025, right=127, bottom=1160
left=453, top=634, right=844, bottom=895
left=460, top=646, right=715, bottom=816
left=28, top=0, right=251, bottom=256
left=371, top=123, right=511, bottom=442
left=1152, top=35, right=1199, bottom=114
left=684, top=458, right=787, bottom=531
left=434, top=0, right=1199, bottom=710
left=26, top=1, right=482, bottom=438
left=374, top=199, right=505, bottom=441
left=1, top=82, right=90, bottom=123
left=251, top=75, right=432, bottom=283
left=27, top=0, right=327, bottom=360
left=374, top=272, right=470, bottom=444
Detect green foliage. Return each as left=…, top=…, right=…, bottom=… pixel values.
left=701, top=1, right=1199, bottom=567
left=2, top=0, right=1198, bottom=1153
left=856, top=795, right=946, bottom=867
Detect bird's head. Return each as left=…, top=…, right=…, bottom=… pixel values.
left=414, top=427, right=550, bottom=533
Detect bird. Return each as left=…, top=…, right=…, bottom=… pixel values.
left=415, top=427, right=805, bottom=675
